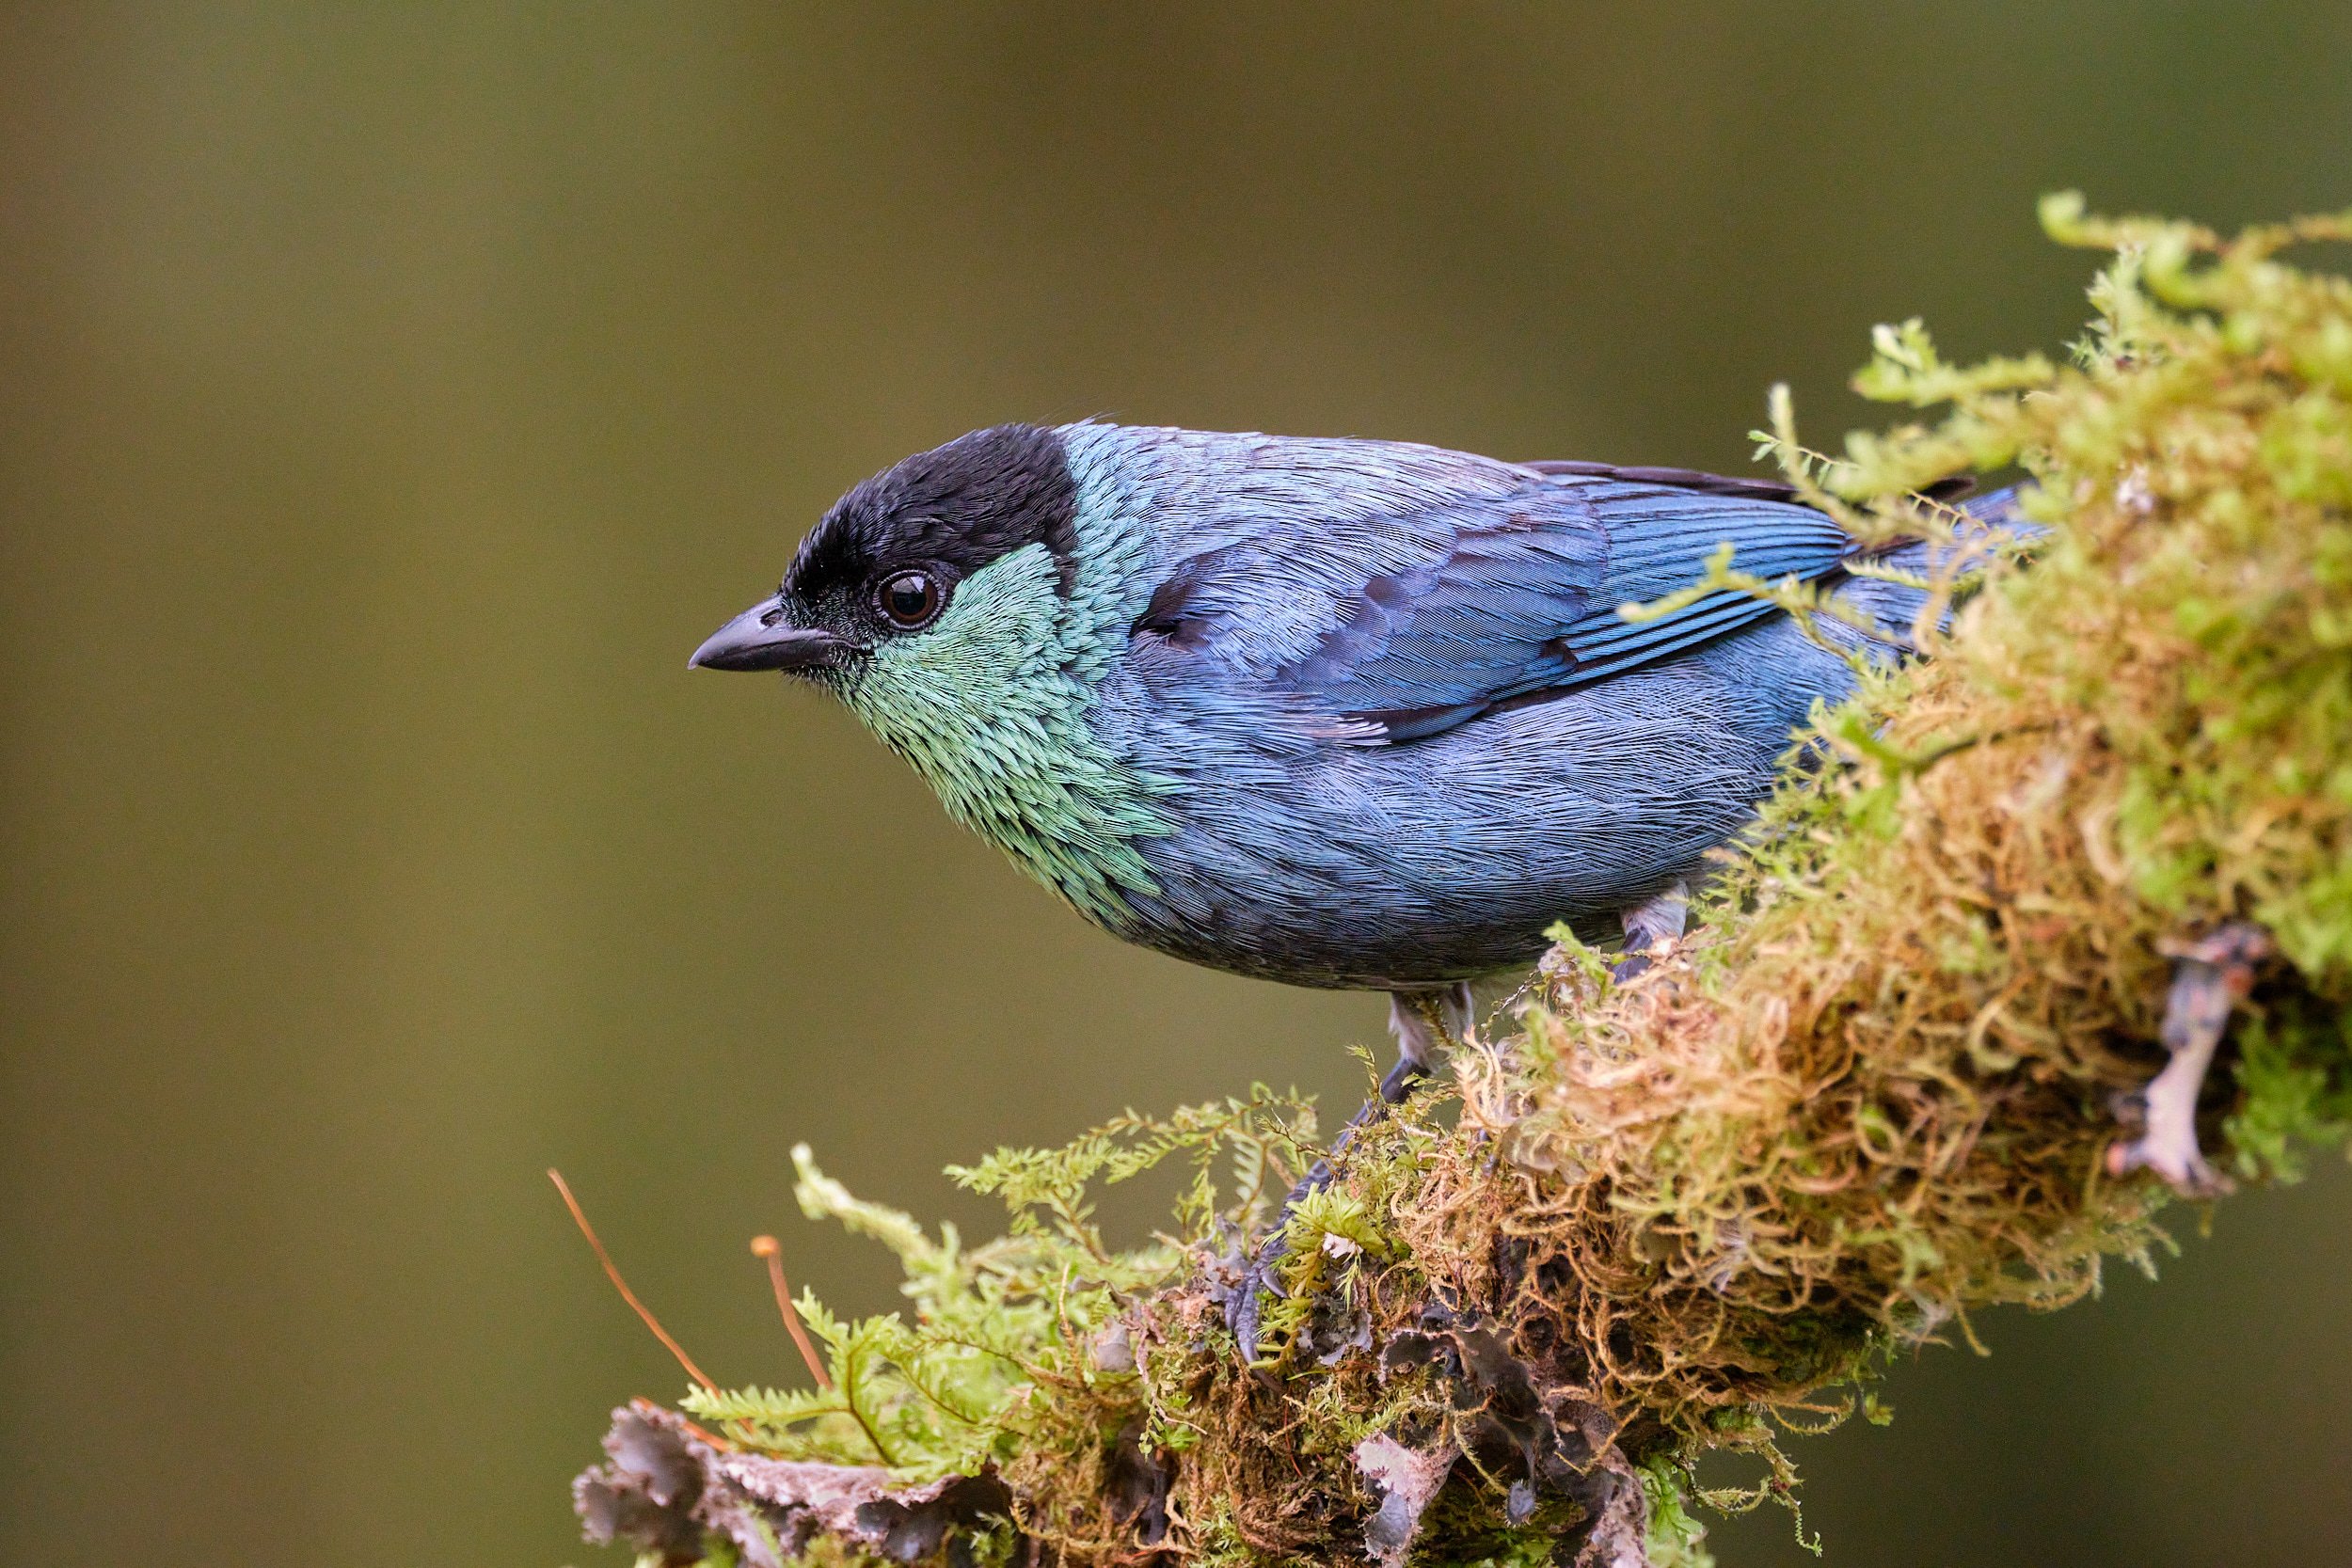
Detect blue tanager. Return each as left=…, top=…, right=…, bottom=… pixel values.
left=691, top=422, right=2002, bottom=1059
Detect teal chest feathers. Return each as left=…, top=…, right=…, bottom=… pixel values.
left=836, top=538, right=1175, bottom=927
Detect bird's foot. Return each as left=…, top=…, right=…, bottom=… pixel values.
left=1222, top=1047, right=1438, bottom=1364
left=2106, top=924, right=2269, bottom=1197
left=1221, top=1218, right=1375, bottom=1370
left=1220, top=1183, right=1308, bottom=1367
left=1610, top=880, right=1689, bottom=983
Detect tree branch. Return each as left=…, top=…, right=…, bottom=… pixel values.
left=575, top=200, right=2352, bottom=1568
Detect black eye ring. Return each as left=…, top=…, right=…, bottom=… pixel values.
left=876, top=568, right=946, bottom=630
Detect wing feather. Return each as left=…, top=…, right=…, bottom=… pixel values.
left=1138, top=454, right=1864, bottom=745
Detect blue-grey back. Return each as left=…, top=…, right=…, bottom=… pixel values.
left=1052, top=425, right=1910, bottom=986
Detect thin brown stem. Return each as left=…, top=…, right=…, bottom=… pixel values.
left=750, top=1235, right=833, bottom=1389
left=548, top=1169, right=716, bottom=1392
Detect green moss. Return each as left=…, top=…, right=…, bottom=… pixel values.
left=1638, top=1460, right=1718, bottom=1568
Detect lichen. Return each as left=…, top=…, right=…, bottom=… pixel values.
left=579, top=201, right=2352, bottom=1568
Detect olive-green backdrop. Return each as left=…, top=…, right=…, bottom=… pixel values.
left=5, top=7, right=2349, bottom=1565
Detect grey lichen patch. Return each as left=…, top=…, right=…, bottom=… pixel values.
left=580, top=202, right=2352, bottom=1568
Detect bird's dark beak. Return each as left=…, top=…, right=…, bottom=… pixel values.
left=688, top=596, right=850, bottom=673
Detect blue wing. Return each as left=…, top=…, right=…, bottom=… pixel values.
left=1549, top=477, right=1856, bottom=696
left=1136, top=459, right=1861, bottom=745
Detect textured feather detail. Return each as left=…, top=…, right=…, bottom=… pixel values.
left=1523, top=458, right=1975, bottom=508
left=1104, top=431, right=1868, bottom=744
left=1544, top=481, right=1852, bottom=684
left=833, top=447, right=1181, bottom=925
left=783, top=420, right=2030, bottom=992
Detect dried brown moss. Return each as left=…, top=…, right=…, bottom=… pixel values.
left=580, top=202, right=2352, bottom=1568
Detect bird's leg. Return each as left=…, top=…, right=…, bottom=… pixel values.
left=2106, top=924, right=2269, bottom=1196
left=1222, top=982, right=1473, bottom=1363
left=1297, top=986, right=1473, bottom=1197
left=1388, top=984, right=1473, bottom=1082
left=1611, top=879, right=1689, bottom=982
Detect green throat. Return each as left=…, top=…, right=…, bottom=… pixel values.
left=834, top=523, right=1175, bottom=927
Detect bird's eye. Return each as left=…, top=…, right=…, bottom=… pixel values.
left=877, top=569, right=945, bottom=629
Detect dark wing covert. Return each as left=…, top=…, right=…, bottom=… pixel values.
left=1147, top=460, right=1875, bottom=744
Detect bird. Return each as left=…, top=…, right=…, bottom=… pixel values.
left=691, top=421, right=2011, bottom=1354
left=691, top=421, right=1999, bottom=1077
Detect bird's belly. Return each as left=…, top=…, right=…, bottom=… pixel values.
left=1114, top=647, right=1833, bottom=990
left=1121, top=812, right=1720, bottom=990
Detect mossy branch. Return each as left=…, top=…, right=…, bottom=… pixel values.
left=576, top=201, right=2352, bottom=1568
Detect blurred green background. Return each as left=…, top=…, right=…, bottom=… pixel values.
left=5, top=6, right=2351, bottom=1565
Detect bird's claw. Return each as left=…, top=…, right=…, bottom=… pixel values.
left=1222, top=1230, right=1289, bottom=1367
left=2106, top=1093, right=2232, bottom=1196
left=1226, top=1058, right=1438, bottom=1363
left=2106, top=924, right=2268, bottom=1197
left=1612, top=880, right=1689, bottom=984
left=1223, top=1147, right=1335, bottom=1365
left=1609, top=949, right=1661, bottom=984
